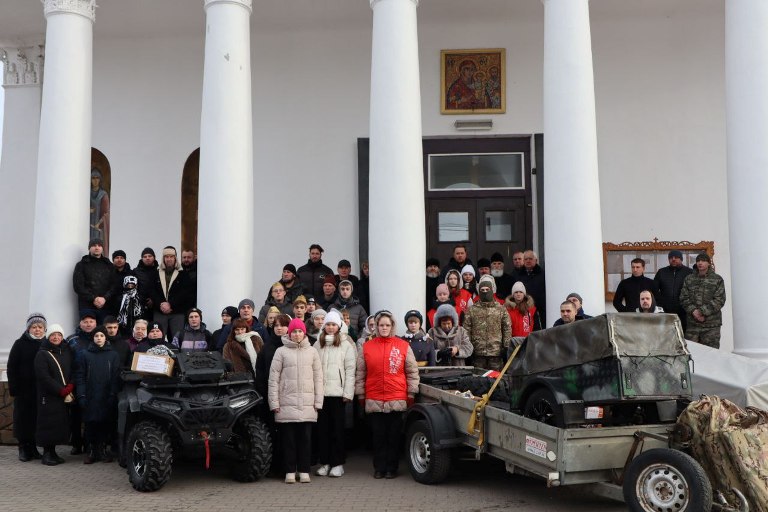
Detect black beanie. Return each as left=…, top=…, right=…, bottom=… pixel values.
left=142, top=247, right=156, bottom=257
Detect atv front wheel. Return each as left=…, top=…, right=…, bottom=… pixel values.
left=230, top=416, right=272, bottom=482
left=126, top=421, right=173, bottom=492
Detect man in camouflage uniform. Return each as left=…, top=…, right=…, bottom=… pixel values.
left=464, top=274, right=512, bottom=371
left=679, top=252, right=726, bottom=348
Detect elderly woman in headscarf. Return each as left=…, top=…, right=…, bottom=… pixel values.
left=7, top=313, right=47, bottom=462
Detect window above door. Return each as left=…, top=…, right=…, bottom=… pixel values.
left=428, top=152, right=524, bottom=191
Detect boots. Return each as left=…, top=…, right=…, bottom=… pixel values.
left=101, top=444, right=114, bottom=463
left=83, top=443, right=102, bottom=464
left=27, top=443, right=42, bottom=460
left=50, top=446, right=65, bottom=464
left=18, top=445, right=31, bottom=462
left=41, top=447, right=59, bottom=466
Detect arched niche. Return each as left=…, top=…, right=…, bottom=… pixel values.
left=181, top=148, right=199, bottom=254
left=90, top=147, right=112, bottom=253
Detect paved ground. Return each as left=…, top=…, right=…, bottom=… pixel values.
left=0, top=445, right=628, bottom=511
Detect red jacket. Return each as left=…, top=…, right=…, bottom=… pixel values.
left=361, top=336, right=411, bottom=402
left=450, top=288, right=473, bottom=321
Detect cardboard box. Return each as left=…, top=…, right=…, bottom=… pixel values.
left=131, top=352, right=175, bottom=376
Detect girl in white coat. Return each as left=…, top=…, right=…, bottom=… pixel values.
left=313, top=311, right=356, bottom=477
left=268, top=318, right=323, bottom=484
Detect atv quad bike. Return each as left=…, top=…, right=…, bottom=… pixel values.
left=117, top=351, right=272, bottom=491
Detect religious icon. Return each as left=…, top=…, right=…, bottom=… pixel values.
left=90, top=167, right=110, bottom=253
left=441, top=48, right=506, bottom=115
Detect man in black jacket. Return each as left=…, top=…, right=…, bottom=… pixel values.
left=151, top=246, right=194, bottom=338
left=518, top=250, right=546, bottom=326
left=297, top=244, right=334, bottom=298
left=133, top=247, right=158, bottom=320
left=613, top=258, right=659, bottom=312
left=72, top=238, right=115, bottom=324
left=654, top=250, right=693, bottom=331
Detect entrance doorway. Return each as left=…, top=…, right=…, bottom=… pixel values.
left=423, top=137, right=533, bottom=267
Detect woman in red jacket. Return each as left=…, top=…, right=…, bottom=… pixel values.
left=355, top=311, right=419, bottom=479
left=504, top=281, right=542, bottom=337
left=445, top=270, right=473, bottom=322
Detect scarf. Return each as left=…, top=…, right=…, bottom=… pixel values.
left=118, top=288, right=143, bottom=328
left=235, top=331, right=259, bottom=373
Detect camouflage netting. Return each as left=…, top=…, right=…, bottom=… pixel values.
left=510, top=313, right=688, bottom=375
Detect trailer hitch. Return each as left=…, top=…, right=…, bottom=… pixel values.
left=712, top=488, right=749, bottom=512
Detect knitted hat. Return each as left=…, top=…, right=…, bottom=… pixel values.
left=283, top=263, right=297, bottom=274
left=477, top=258, right=491, bottom=269
left=426, top=257, right=440, bottom=267
left=478, top=274, right=496, bottom=293
left=222, top=306, right=238, bottom=319
left=511, top=281, right=526, bottom=295
left=148, top=322, right=164, bottom=336
left=338, top=279, right=353, bottom=289
left=287, top=318, right=307, bottom=335
left=112, top=249, right=126, bottom=259
left=490, top=252, right=504, bottom=263
left=668, top=250, right=683, bottom=260
left=88, top=238, right=103, bottom=248
left=696, top=252, right=711, bottom=263
left=306, top=295, right=316, bottom=304
left=311, top=308, right=327, bottom=320
left=436, top=284, right=449, bottom=296
left=187, top=307, right=203, bottom=320
left=47, top=324, right=65, bottom=337
left=141, top=247, right=155, bottom=257
left=92, top=325, right=108, bottom=338
left=26, top=312, right=47, bottom=330
left=238, top=298, right=255, bottom=310
left=461, top=264, right=476, bottom=277
left=123, top=275, right=138, bottom=288
left=404, top=309, right=423, bottom=326
left=323, top=310, right=343, bottom=328
left=323, top=274, right=337, bottom=286
left=566, top=292, right=583, bottom=303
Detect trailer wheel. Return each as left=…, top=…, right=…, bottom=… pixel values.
left=623, top=448, right=712, bottom=512
left=229, top=416, right=272, bottom=482
left=126, top=421, right=173, bottom=492
left=523, top=388, right=565, bottom=428
left=407, top=419, right=451, bottom=484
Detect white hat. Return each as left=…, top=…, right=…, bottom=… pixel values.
left=461, top=264, right=476, bottom=277
left=47, top=323, right=65, bottom=337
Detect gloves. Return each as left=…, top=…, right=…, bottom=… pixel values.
left=59, top=383, right=74, bottom=397
left=437, top=347, right=453, bottom=364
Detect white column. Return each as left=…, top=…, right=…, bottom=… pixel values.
left=727, top=0, right=768, bottom=359
left=0, top=46, right=44, bottom=366
left=368, top=0, right=425, bottom=333
left=198, top=0, right=254, bottom=317
left=542, top=0, right=604, bottom=325
left=29, top=1, right=95, bottom=328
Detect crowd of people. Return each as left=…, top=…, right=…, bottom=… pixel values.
left=7, top=239, right=725, bottom=482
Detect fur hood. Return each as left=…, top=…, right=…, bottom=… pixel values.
left=433, top=304, right=459, bottom=327
left=505, top=294, right=535, bottom=311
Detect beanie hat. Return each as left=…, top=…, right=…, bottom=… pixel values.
left=112, top=249, right=127, bottom=259
left=323, top=310, right=343, bottom=328
left=668, top=250, right=683, bottom=260
left=511, top=281, right=526, bottom=295
left=566, top=292, right=583, bottom=303
left=338, top=279, right=353, bottom=289
left=404, top=309, right=423, bottom=326
left=436, top=284, right=449, bottom=296
left=461, top=264, right=476, bottom=277
left=88, top=238, right=103, bottom=248
left=26, top=312, right=47, bottom=330
left=238, top=298, right=255, bottom=310
left=47, top=323, right=65, bottom=337
left=92, top=325, right=108, bottom=338
left=222, top=306, right=239, bottom=319
left=123, top=275, right=138, bottom=288
left=293, top=295, right=308, bottom=306
left=287, top=318, right=307, bottom=335
left=323, top=274, right=337, bottom=286
left=477, top=258, right=491, bottom=269
left=311, top=308, right=327, bottom=320
left=187, top=307, right=203, bottom=321
left=306, top=295, right=316, bottom=305
left=141, top=247, right=155, bottom=257
left=148, top=322, right=164, bottom=335
left=426, top=257, right=440, bottom=267
left=696, top=252, right=711, bottom=263
left=490, top=252, right=504, bottom=263
left=478, top=274, right=496, bottom=293
left=283, top=263, right=297, bottom=274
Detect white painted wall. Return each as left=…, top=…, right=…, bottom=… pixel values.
left=0, top=0, right=733, bottom=361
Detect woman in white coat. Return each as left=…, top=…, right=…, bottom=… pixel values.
left=268, top=318, right=323, bottom=484
left=313, top=311, right=356, bottom=478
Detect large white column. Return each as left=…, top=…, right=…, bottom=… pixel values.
left=29, top=1, right=95, bottom=328
left=542, top=0, right=604, bottom=325
left=726, top=1, right=768, bottom=359
left=368, top=0, right=425, bottom=333
left=198, top=0, right=254, bottom=317
left=0, top=46, right=44, bottom=365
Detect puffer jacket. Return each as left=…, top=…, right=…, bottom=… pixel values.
left=328, top=296, right=368, bottom=333
left=314, top=334, right=356, bottom=399
left=355, top=336, right=419, bottom=413
left=74, top=342, right=121, bottom=423
left=268, top=335, right=323, bottom=422
left=504, top=296, right=541, bottom=337
left=463, top=299, right=512, bottom=357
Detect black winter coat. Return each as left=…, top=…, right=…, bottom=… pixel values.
left=653, top=265, right=693, bottom=314
left=74, top=342, right=121, bottom=423
left=613, top=275, right=658, bottom=313
left=7, top=332, right=42, bottom=441
left=133, top=260, right=159, bottom=307
left=34, top=340, right=73, bottom=446
left=151, top=267, right=195, bottom=315
left=297, top=259, right=335, bottom=299
left=517, top=265, right=547, bottom=326
left=72, top=254, right=116, bottom=310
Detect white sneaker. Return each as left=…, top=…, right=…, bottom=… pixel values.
left=329, top=465, right=345, bottom=477
left=316, top=464, right=330, bottom=476
left=299, top=472, right=311, bottom=483
left=285, top=473, right=296, bottom=484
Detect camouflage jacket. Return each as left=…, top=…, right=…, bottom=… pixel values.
left=679, top=267, right=726, bottom=327
left=463, top=300, right=512, bottom=357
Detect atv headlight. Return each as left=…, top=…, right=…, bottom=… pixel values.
left=149, top=399, right=182, bottom=413
left=230, top=396, right=251, bottom=409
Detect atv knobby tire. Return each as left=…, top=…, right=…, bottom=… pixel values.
left=126, top=421, right=173, bottom=492
left=230, top=416, right=272, bottom=482
left=456, top=375, right=511, bottom=402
